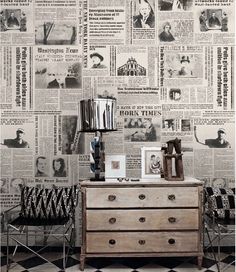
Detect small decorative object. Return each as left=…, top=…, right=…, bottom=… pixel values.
left=105, top=155, right=126, bottom=179
left=141, top=147, right=162, bottom=179
left=79, top=97, right=117, bottom=181
left=162, top=138, right=184, bottom=181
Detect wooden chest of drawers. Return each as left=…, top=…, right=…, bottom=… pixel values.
left=79, top=178, right=203, bottom=271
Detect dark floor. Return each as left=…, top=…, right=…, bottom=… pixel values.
left=1, top=247, right=235, bottom=271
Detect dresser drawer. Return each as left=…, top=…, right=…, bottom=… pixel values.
left=86, top=187, right=199, bottom=208
left=87, top=209, right=199, bottom=230
left=86, top=231, right=199, bottom=253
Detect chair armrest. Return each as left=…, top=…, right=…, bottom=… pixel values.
left=1, top=204, right=21, bottom=216
left=204, top=212, right=235, bottom=234
left=204, top=212, right=216, bottom=224
left=1, top=204, right=21, bottom=232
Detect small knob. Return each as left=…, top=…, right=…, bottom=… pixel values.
left=168, top=217, right=176, bottom=223
left=138, top=240, right=146, bottom=245
left=139, top=194, right=146, bottom=200
left=168, top=194, right=175, bottom=201
left=109, top=239, right=116, bottom=245
left=109, top=217, right=116, bottom=224
left=168, top=238, right=175, bottom=245
left=139, top=217, right=146, bottom=223
left=108, top=195, right=116, bottom=201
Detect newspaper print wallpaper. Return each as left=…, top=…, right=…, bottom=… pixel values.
left=0, top=0, right=235, bottom=213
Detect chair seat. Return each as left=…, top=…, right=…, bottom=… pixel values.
left=205, top=214, right=235, bottom=226
left=214, top=218, right=235, bottom=226
left=9, top=216, right=70, bottom=226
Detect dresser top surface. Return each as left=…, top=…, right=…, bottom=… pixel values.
left=80, top=177, right=203, bottom=187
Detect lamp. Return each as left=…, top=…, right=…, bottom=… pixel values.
left=79, top=97, right=117, bottom=181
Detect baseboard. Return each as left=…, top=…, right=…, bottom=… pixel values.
left=1, top=245, right=235, bottom=254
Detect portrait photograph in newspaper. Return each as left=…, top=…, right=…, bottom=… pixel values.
left=52, top=156, right=68, bottom=178
left=35, top=155, right=50, bottom=178
left=133, top=0, right=155, bottom=29
left=193, top=123, right=234, bottom=150
left=88, top=46, right=110, bottom=70
left=0, top=120, right=34, bottom=149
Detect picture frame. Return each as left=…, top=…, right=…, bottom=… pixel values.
left=105, top=155, right=126, bottom=179
left=141, top=147, right=162, bottom=179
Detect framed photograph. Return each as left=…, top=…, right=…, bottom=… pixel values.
left=105, top=155, right=126, bottom=179
left=141, top=147, right=162, bottom=179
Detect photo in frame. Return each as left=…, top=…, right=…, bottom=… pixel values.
left=105, top=155, right=126, bottom=179
left=141, top=146, right=162, bottom=179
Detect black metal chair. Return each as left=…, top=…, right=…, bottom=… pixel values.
left=204, top=187, right=235, bottom=272
left=5, top=185, right=79, bottom=271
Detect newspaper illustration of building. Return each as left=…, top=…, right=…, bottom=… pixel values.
left=117, top=57, right=147, bottom=76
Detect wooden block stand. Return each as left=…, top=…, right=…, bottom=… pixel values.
left=163, top=153, right=184, bottom=181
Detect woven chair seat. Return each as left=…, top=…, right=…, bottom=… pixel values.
left=10, top=216, right=70, bottom=226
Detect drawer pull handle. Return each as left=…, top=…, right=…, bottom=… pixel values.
left=109, top=217, right=116, bottom=224
left=139, top=217, right=146, bottom=223
left=108, top=195, right=116, bottom=201
left=138, top=240, right=146, bottom=245
left=168, top=238, right=175, bottom=245
left=168, top=194, right=175, bottom=201
left=168, top=217, right=176, bottom=223
left=139, top=194, right=146, bottom=200
left=109, top=239, right=116, bottom=245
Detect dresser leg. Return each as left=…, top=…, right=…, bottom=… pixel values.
left=79, top=254, right=85, bottom=271
left=197, top=256, right=203, bottom=270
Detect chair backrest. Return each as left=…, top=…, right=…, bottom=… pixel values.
left=204, top=187, right=235, bottom=220
left=20, top=185, right=79, bottom=220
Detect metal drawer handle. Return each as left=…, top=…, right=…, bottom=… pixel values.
left=109, top=217, right=116, bottom=224
left=168, top=217, right=176, bottom=223
left=108, top=195, right=116, bottom=201
left=168, top=238, right=175, bottom=245
left=139, top=217, right=146, bottom=223
left=168, top=194, right=175, bottom=201
left=139, top=194, right=146, bottom=200
left=109, top=239, right=116, bottom=245
left=138, top=239, right=146, bottom=245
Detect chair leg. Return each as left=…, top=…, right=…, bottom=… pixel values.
left=69, top=222, right=75, bottom=253
left=6, top=224, right=10, bottom=272
left=12, top=244, right=18, bottom=257
left=206, top=223, right=221, bottom=272
left=43, top=226, right=47, bottom=245
left=26, top=226, right=28, bottom=247
left=13, top=226, right=25, bottom=257
left=62, top=225, right=66, bottom=271
left=205, top=226, right=216, bottom=258
left=217, top=226, right=221, bottom=272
